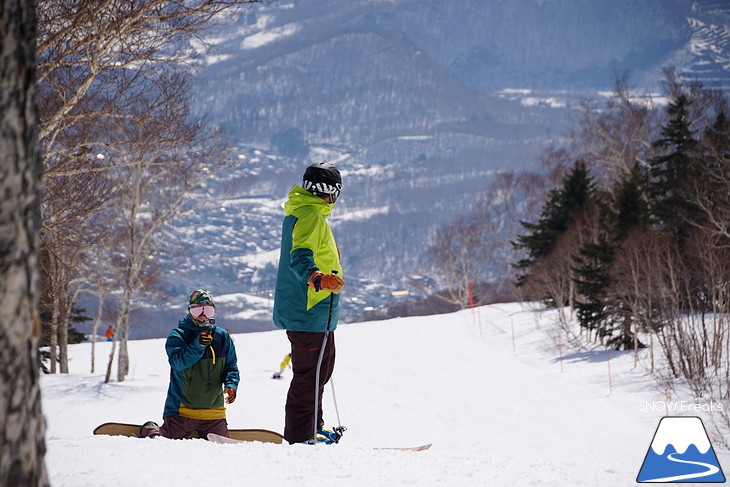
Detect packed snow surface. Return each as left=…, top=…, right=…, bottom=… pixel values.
left=42, top=303, right=729, bottom=486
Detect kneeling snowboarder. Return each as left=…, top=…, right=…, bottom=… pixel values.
left=142, top=289, right=239, bottom=439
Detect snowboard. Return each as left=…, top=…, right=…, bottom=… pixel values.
left=93, top=422, right=284, bottom=444
left=207, top=432, right=431, bottom=451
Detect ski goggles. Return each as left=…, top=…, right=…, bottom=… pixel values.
left=189, top=305, right=215, bottom=318
left=302, top=180, right=341, bottom=204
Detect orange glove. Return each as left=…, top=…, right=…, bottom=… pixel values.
left=224, top=387, right=236, bottom=404
left=308, top=271, right=345, bottom=294
left=322, top=273, right=345, bottom=293
left=199, top=332, right=213, bottom=346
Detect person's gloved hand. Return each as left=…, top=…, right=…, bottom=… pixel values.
left=224, top=387, right=236, bottom=404
left=199, top=332, right=213, bottom=346
left=321, top=273, right=345, bottom=293
left=308, top=271, right=345, bottom=294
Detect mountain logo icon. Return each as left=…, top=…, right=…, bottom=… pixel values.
left=637, top=416, right=726, bottom=483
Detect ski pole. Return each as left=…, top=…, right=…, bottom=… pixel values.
left=330, top=378, right=345, bottom=438
left=312, top=271, right=338, bottom=443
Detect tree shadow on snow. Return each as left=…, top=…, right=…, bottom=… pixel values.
left=556, top=349, right=634, bottom=364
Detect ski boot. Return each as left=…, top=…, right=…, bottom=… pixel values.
left=140, top=421, right=160, bottom=438
left=315, top=426, right=346, bottom=444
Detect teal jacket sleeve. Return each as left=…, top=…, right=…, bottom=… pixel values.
left=291, top=247, right=317, bottom=282
left=166, top=329, right=205, bottom=371
left=223, top=333, right=240, bottom=390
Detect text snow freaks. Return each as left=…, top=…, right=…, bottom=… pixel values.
left=640, top=401, right=724, bottom=413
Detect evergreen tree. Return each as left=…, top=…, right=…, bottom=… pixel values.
left=572, top=237, right=613, bottom=336
left=702, top=111, right=730, bottom=155
left=647, top=94, right=698, bottom=236
left=585, top=166, right=649, bottom=349
left=646, top=93, right=713, bottom=318
left=613, top=164, right=650, bottom=240
left=513, top=160, right=595, bottom=288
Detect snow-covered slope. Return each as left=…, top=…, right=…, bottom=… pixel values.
left=42, top=303, right=730, bottom=486
left=682, top=0, right=730, bottom=91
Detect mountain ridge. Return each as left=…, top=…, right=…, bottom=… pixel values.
left=88, top=0, right=730, bottom=338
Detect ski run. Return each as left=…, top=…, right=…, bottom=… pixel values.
left=42, top=303, right=730, bottom=486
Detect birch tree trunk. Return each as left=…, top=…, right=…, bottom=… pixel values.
left=91, top=293, right=105, bottom=373
left=0, top=0, right=50, bottom=483
left=49, top=287, right=59, bottom=373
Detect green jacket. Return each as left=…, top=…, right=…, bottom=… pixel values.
left=273, top=186, right=342, bottom=332
left=163, top=316, right=239, bottom=419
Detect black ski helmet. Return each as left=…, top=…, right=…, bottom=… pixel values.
left=302, top=162, right=342, bottom=203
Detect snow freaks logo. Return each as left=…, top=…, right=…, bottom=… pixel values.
left=640, top=401, right=724, bottom=414
left=637, top=416, right=726, bottom=483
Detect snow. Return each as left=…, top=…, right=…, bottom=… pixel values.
left=230, top=248, right=280, bottom=268
left=397, top=135, right=433, bottom=141
left=42, top=303, right=730, bottom=486
left=519, top=96, right=567, bottom=109
left=335, top=206, right=390, bottom=222
left=241, top=23, right=300, bottom=49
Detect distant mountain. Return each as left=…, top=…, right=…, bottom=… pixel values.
left=105, top=0, right=730, bottom=339
left=197, top=0, right=702, bottom=144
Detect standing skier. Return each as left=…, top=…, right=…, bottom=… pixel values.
left=141, top=289, right=240, bottom=439
left=273, top=162, right=345, bottom=444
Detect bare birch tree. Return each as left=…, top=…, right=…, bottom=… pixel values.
left=427, top=217, right=488, bottom=308
left=101, top=69, right=227, bottom=382
left=0, top=0, right=49, bottom=482
left=85, top=240, right=117, bottom=373
left=426, top=170, right=544, bottom=308
left=35, top=0, right=262, bottom=373
left=567, top=73, right=659, bottom=193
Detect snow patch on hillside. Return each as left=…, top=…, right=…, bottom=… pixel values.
left=242, top=22, right=300, bottom=49
left=336, top=206, right=390, bottom=222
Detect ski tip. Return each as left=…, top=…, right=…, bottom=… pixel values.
left=374, top=443, right=432, bottom=452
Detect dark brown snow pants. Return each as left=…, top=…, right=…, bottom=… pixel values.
left=284, top=330, right=336, bottom=444
left=141, top=416, right=229, bottom=440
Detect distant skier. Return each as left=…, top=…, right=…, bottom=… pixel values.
left=105, top=326, right=114, bottom=342
left=273, top=162, right=345, bottom=444
left=272, top=352, right=292, bottom=379
left=141, top=289, right=239, bottom=439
